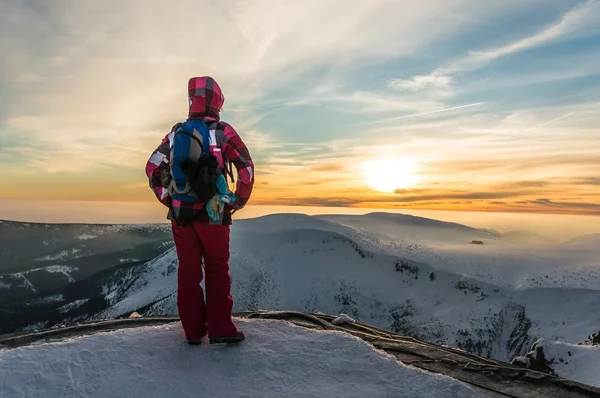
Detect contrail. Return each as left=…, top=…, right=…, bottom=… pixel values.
left=370, top=102, right=484, bottom=124
left=525, top=112, right=574, bottom=131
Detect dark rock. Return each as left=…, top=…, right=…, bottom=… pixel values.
left=394, top=260, right=420, bottom=280
left=511, top=341, right=555, bottom=375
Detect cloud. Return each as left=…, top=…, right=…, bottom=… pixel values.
left=503, top=180, right=551, bottom=188
left=278, top=88, right=444, bottom=114
left=391, top=189, right=535, bottom=202
left=257, top=196, right=362, bottom=208
left=422, top=153, right=600, bottom=175
left=524, top=113, right=575, bottom=131
left=393, top=1, right=600, bottom=96
left=524, top=198, right=600, bottom=214
left=309, top=164, right=346, bottom=173
left=1, top=0, right=599, bottom=217
left=388, top=74, right=454, bottom=97
left=0, top=0, right=513, bottom=177
left=576, top=177, right=600, bottom=185
left=461, top=0, right=600, bottom=67
left=250, top=192, right=600, bottom=216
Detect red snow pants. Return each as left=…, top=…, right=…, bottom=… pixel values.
left=171, top=221, right=239, bottom=341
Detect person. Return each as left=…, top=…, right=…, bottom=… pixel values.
left=145, top=76, right=254, bottom=345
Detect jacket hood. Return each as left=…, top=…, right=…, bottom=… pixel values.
left=188, top=76, right=225, bottom=119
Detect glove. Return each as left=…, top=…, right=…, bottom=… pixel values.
left=219, top=193, right=236, bottom=205
left=206, top=194, right=237, bottom=221
left=206, top=195, right=224, bottom=221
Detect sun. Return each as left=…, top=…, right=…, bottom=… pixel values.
left=362, top=157, right=418, bottom=192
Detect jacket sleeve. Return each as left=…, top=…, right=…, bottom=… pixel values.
left=221, top=124, right=254, bottom=209
left=145, top=131, right=174, bottom=208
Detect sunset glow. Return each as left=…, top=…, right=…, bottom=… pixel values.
left=0, top=1, right=599, bottom=219
left=362, top=158, right=418, bottom=193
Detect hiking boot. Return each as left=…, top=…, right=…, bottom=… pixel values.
left=209, top=331, right=245, bottom=344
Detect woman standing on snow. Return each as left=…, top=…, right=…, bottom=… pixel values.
left=145, top=76, right=254, bottom=345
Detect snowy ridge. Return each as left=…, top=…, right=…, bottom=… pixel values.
left=58, top=299, right=90, bottom=314
left=518, top=262, right=600, bottom=290
left=0, top=266, right=79, bottom=293
left=13, top=273, right=37, bottom=292
left=0, top=219, right=174, bottom=305
left=501, top=230, right=554, bottom=244
left=41, top=265, right=78, bottom=283
left=0, top=318, right=486, bottom=398
left=34, top=248, right=82, bottom=262
left=565, top=233, right=600, bottom=246
left=95, top=249, right=179, bottom=319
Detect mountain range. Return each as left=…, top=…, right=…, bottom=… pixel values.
left=1, top=213, right=598, bottom=373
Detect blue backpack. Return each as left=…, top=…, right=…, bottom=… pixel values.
left=175, top=120, right=219, bottom=202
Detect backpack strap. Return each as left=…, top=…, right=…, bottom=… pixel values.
left=225, top=159, right=235, bottom=184
left=177, top=121, right=210, bottom=157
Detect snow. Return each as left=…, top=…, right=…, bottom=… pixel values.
left=12, top=273, right=37, bottom=292
left=315, top=213, right=600, bottom=290
left=0, top=318, right=486, bottom=398
left=76, top=234, right=97, bottom=240
left=28, top=294, right=64, bottom=307
left=95, top=250, right=179, bottom=319
left=3, top=266, right=78, bottom=286
left=119, top=258, right=141, bottom=263
left=58, top=299, right=90, bottom=313
left=15, top=321, right=49, bottom=333
left=34, top=248, right=81, bottom=262
left=88, top=213, right=600, bottom=365
left=44, top=265, right=78, bottom=282
left=332, top=313, right=356, bottom=325
left=5, top=212, right=600, bottom=390
left=513, top=339, right=600, bottom=388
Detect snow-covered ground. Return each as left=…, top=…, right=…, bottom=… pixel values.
left=3, top=212, right=599, bottom=390
left=0, top=318, right=487, bottom=398
left=91, top=213, right=600, bottom=365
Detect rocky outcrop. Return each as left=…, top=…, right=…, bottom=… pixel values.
left=455, top=302, right=535, bottom=361
left=510, top=341, right=555, bottom=375
left=581, top=330, right=600, bottom=346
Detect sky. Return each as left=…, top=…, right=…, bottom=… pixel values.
left=1, top=0, right=599, bottom=220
